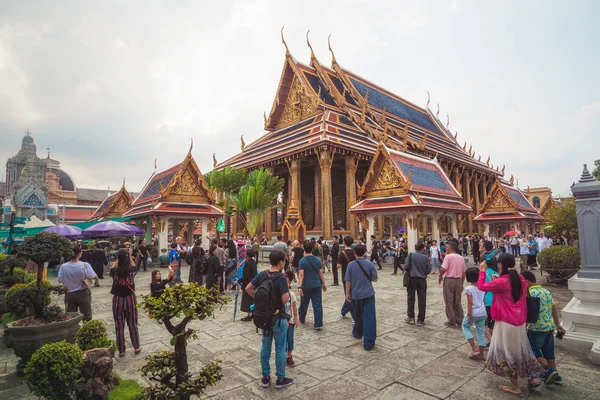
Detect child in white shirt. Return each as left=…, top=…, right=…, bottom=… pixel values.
left=285, top=270, right=299, bottom=366
left=461, top=267, right=487, bottom=360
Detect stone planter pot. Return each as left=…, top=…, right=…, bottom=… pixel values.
left=6, top=312, right=84, bottom=376
left=159, top=255, right=170, bottom=268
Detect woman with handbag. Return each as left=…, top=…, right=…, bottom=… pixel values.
left=110, top=249, right=141, bottom=357
left=477, top=253, right=543, bottom=396
left=58, top=246, right=99, bottom=321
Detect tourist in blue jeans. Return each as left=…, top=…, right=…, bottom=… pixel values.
left=345, top=244, right=378, bottom=350
left=298, top=240, right=327, bottom=330
left=461, top=267, right=487, bottom=360
left=245, top=251, right=294, bottom=389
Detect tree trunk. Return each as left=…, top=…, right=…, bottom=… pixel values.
left=174, top=333, right=189, bottom=398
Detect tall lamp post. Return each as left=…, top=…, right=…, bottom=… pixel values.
left=562, top=164, right=600, bottom=364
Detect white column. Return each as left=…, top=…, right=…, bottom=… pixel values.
left=366, top=215, right=375, bottom=251
left=483, top=223, right=490, bottom=237
left=431, top=212, right=440, bottom=243
left=406, top=211, right=419, bottom=252
left=158, top=216, right=170, bottom=252
left=199, top=219, right=208, bottom=249
left=450, top=214, right=459, bottom=239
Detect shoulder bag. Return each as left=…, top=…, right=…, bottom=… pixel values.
left=82, top=262, right=93, bottom=288
left=403, top=254, right=412, bottom=288
left=526, top=289, right=541, bottom=324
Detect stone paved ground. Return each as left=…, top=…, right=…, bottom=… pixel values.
left=2, top=259, right=600, bottom=399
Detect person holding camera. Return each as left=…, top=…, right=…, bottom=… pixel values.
left=522, top=271, right=564, bottom=385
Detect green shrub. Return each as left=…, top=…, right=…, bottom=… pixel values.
left=13, top=267, right=35, bottom=283
left=0, top=267, right=34, bottom=288
left=76, top=320, right=117, bottom=356
left=538, top=245, right=581, bottom=280
left=5, top=280, right=53, bottom=319
left=0, top=255, right=27, bottom=277
left=24, top=341, right=83, bottom=400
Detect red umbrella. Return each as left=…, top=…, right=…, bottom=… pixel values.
left=503, top=230, right=519, bottom=237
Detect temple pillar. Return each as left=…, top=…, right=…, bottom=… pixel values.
left=464, top=171, right=473, bottom=234
left=431, top=212, right=440, bottom=243
left=317, top=147, right=335, bottom=239
left=158, top=216, right=170, bottom=252
left=345, top=156, right=359, bottom=239
left=449, top=214, right=459, bottom=239
left=377, top=215, right=383, bottom=238
left=474, top=175, right=481, bottom=233
left=314, top=165, right=321, bottom=229
left=406, top=211, right=419, bottom=252
left=282, top=159, right=305, bottom=242
left=483, top=176, right=489, bottom=199
left=366, top=215, right=375, bottom=251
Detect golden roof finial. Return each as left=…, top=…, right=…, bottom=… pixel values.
left=517, top=179, right=519, bottom=187
left=327, top=34, right=337, bottom=65
left=463, top=141, right=467, bottom=150
left=510, top=174, right=514, bottom=185
left=486, top=156, right=490, bottom=166
left=436, top=103, right=440, bottom=118
left=189, top=137, right=193, bottom=154
left=468, top=144, right=472, bottom=154
left=446, top=114, right=450, bottom=130
left=122, top=177, right=126, bottom=188
left=241, top=135, right=246, bottom=151
left=454, top=131, right=458, bottom=142
left=501, top=164, right=505, bottom=175
left=306, top=30, right=315, bottom=61
left=213, top=153, right=217, bottom=169
left=478, top=155, right=481, bottom=161
left=281, top=26, right=290, bottom=57
left=154, top=158, right=157, bottom=170
left=426, top=91, right=430, bottom=108
left=263, top=111, right=267, bottom=125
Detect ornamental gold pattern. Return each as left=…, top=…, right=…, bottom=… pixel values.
left=278, top=75, right=319, bottom=128
left=171, top=170, right=201, bottom=196
left=373, top=160, right=403, bottom=190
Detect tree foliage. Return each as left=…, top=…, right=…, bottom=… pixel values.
left=544, top=198, right=578, bottom=241
left=593, top=159, right=600, bottom=181
left=206, top=167, right=248, bottom=237
left=232, top=168, right=284, bottom=237
left=137, top=283, right=227, bottom=400
left=538, top=245, right=581, bottom=280
left=24, top=341, right=83, bottom=400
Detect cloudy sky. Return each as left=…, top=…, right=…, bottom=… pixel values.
left=0, top=0, right=597, bottom=196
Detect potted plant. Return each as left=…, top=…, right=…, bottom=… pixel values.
left=6, top=232, right=83, bottom=375
left=137, top=283, right=226, bottom=399
left=537, top=245, right=581, bottom=284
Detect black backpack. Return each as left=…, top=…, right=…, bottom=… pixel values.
left=322, top=242, right=330, bottom=257
left=375, top=240, right=382, bottom=250
left=253, top=272, right=282, bottom=336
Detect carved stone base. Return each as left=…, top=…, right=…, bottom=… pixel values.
left=282, top=217, right=306, bottom=242
left=76, top=348, right=119, bottom=400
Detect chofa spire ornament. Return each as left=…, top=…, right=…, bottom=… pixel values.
left=188, top=137, right=193, bottom=154
left=306, top=30, right=315, bottom=61
left=501, top=164, right=505, bottom=175
left=446, top=114, right=450, bottom=130
left=426, top=91, right=430, bottom=108
left=327, top=34, right=337, bottom=65
left=436, top=103, right=440, bottom=118
left=213, top=153, right=217, bottom=169
left=241, top=135, right=246, bottom=151
left=281, top=26, right=290, bottom=57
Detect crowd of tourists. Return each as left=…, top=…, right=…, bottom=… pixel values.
left=46, top=227, right=566, bottom=395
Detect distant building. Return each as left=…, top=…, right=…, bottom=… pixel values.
left=3, top=129, right=117, bottom=223
left=524, top=187, right=553, bottom=211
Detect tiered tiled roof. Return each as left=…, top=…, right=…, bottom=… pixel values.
left=124, top=150, right=222, bottom=218
left=350, top=142, right=471, bottom=214
left=217, top=41, right=500, bottom=176
left=474, top=182, right=543, bottom=222
left=89, top=182, right=135, bottom=221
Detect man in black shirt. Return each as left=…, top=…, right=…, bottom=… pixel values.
left=370, top=235, right=383, bottom=270
left=330, top=236, right=340, bottom=286
left=338, top=236, right=356, bottom=319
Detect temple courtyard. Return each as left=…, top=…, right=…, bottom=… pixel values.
left=1, top=260, right=599, bottom=399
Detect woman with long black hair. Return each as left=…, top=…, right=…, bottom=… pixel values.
left=188, top=239, right=205, bottom=284
left=240, top=249, right=258, bottom=321
left=205, top=245, right=223, bottom=292
left=110, top=248, right=141, bottom=357
left=478, top=253, right=543, bottom=396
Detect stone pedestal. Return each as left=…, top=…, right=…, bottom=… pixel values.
left=561, top=276, right=600, bottom=363
left=563, top=164, right=600, bottom=364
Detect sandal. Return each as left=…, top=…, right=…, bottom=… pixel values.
left=468, top=351, right=480, bottom=360
left=499, top=385, right=523, bottom=397
left=119, top=352, right=126, bottom=357
left=134, top=348, right=142, bottom=354
left=528, top=379, right=541, bottom=391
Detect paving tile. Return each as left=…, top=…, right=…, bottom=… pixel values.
left=295, top=355, right=359, bottom=381
left=204, top=366, right=253, bottom=396
left=346, top=359, right=411, bottom=389
left=373, top=383, right=439, bottom=400
left=295, top=376, right=377, bottom=400
left=334, top=342, right=393, bottom=364
left=380, top=346, right=439, bottom=371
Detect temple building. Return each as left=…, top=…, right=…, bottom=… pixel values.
left=123, top=146, right=223, bottom=250
left=3, top=130, right=114, bottom=224
left=217, top=33, right=537, bottom=241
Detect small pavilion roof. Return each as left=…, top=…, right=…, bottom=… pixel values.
left=350, top=142, right=471, bottom=214
left=89, top=182, right=134, bottom=221
left=474, top=182, right=543, bottom=222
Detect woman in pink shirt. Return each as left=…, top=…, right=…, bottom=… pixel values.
left=478, top=253, right=543, bottom=396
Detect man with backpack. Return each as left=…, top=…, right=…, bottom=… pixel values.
left=245, top=250, right=294, bottom=389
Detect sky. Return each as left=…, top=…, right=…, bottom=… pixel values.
left=0, top=0, right=598, bottom=197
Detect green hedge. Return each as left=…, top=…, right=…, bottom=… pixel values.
left=538, top=245, right=581, bottom=279
left=76, top=320, right=117, bottom=356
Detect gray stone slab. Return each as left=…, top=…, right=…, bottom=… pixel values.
left=334, top=342, right=393, bottom=364
left=374, top=383, right=439, bottom=400
left=242, top=370, right=321, bottom=399
left=346, top=359, right=411, bottom=390
left=295, top=376, right=377, bottom=400
left=204, top=366, right=253, bottom=396
left=381, top=346, right=439, bottom=371
left=295, top=354, right=359, bottom=381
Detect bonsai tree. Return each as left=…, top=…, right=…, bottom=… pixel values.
left=76, top=320, right=117, bottom=356
left=538, top=245, right=581, bottom=282
left=232, top=168, right=284, bottom=238
left=138, top=283, right=227, bottom=399
left=17, top=232, right=73, bottom=318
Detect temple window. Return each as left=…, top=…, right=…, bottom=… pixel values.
left=532, top=196, right=541, bottom=208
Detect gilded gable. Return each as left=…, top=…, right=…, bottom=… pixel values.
left=277, top=75, right=319, bottom=128
left=373, top=160, right=403, bottom=191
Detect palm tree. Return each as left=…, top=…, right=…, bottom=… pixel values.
left=205, top=167, right=247, bottom=237
left=232, top=168, right=284, bottom=238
